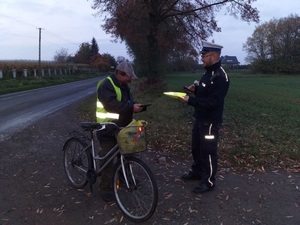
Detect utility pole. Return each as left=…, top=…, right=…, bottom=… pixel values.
left=37, top=28, right=44, bottom=75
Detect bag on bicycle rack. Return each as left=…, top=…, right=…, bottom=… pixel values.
left=116, top=119, right=147, bottom=154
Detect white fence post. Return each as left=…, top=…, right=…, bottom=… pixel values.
left=12, top=69, right=16, bottom=78
left=33, top=69, right=37, bottom=77
left=41, top=69, right=45, bottom=77
left=23, top=69, right=27, bottom=78
left=48, top=69, right=51, bottom=76
left=0, top=69, right=3, bottom=79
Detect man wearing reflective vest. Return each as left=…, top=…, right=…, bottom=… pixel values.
left=96, top=61, right=143, bottom=203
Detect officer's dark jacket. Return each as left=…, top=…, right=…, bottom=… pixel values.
left=97, top=75, right=134, bottom=127
left=188, top=61, right=230, bottom=124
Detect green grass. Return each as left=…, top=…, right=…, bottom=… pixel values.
left=225, top=74, right=300, bottom=169
left=75, top=72, right=300, bottom=172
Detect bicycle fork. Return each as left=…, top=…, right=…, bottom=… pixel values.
left=120, top=155, right=136, bottom=189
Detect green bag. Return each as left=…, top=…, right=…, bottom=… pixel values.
left=117, top=119, right=147, bottom=154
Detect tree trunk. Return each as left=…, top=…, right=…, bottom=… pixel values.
left=148, top=13, right=160, bottom=78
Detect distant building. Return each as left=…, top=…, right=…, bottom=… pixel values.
left=221, top=55, right=240, bottom=66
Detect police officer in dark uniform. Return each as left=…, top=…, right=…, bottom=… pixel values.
left=180, top=41, right=230, bottom=193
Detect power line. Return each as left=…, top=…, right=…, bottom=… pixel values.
left=0, top=31, right=35, bottom=39
left=0, top=13, right=109, bottom=60
left=44, top=30, right=81, bottom=46
left=1, top=12, right=81, bottom=47
left=0, top=12, right=37, bottom=28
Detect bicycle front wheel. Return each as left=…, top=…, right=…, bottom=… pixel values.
left=63, top=138, right=91, bottom=188
left=113, top=156, right=158, bottom=223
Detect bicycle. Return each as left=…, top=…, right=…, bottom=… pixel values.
left=62, top=120, right=158, bottom=223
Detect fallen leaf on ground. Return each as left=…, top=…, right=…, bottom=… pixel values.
left=36, top=208, right=43, bottom=214
left=165, top=208, right=175, bottom=213
left=243, top=208, right=253, bottom=212
left=188, top=206, right=198, bottom=213
left=162, top=218, right=170, bottom=221
left=164, top=193, right=173, bottom=199
left=104, top=218, right=116, bottom=224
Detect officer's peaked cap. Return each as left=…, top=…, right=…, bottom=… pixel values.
left=201, top=40, right=223, bottom=54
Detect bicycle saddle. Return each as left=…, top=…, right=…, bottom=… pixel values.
left=81, top=122, right=103, bottom=131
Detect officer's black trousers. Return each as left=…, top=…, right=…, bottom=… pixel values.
left=191, top=120, right=220, bottom=187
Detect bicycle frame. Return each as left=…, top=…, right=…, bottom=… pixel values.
left=88, top=128, right=120, bottom=177
left=78, top=126, right=133, bottom=189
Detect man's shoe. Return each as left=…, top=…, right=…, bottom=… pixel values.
left=181, top=171, right=201, bottom=181
left=101, top=193, right=115, bottom=204
left=192, top=182, right=215, bottom=193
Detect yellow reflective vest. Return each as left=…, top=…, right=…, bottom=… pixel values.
left=96, top=76, right=122, bottom=123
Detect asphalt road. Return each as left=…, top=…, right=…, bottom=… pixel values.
left=0, top=77, right=101, bottom=140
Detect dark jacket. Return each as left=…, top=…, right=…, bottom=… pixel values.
left=188, top=61, right=230, bottom=124
left=97, top=75, right=134, bottom=127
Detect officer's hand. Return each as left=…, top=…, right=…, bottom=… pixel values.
left=188, top=84, right=195, bottom=93
left=178, top=95, right=189, bottom=103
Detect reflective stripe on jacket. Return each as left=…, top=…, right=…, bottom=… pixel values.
left=96, top=76, right=122, bottom=123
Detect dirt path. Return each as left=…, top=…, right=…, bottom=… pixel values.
left=0, top=99, right=299, bottom=225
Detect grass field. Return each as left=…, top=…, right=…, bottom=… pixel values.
left=221, top=73, right=299, bottom=171
left=77, top=72, right=300, bottom=172
left=2, top=71, right=298, bottom=172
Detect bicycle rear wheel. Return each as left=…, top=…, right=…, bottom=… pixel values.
left=113, top=156, right=158, bottom=223
left=63, top=138, right=91, bottom=188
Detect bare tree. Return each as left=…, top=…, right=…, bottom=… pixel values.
left=116, top=56, right=126, bottom=64
left=91, top=0, right=259, bottom=77
left=53, top=48, right=72, bottom=63
left=243, top=14, right=300, bottom=73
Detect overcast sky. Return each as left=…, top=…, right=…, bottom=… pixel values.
left=0, top=0, right=299, bottom=64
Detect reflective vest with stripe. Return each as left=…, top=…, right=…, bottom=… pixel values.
left=96, top=77, right=122, bottom=123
